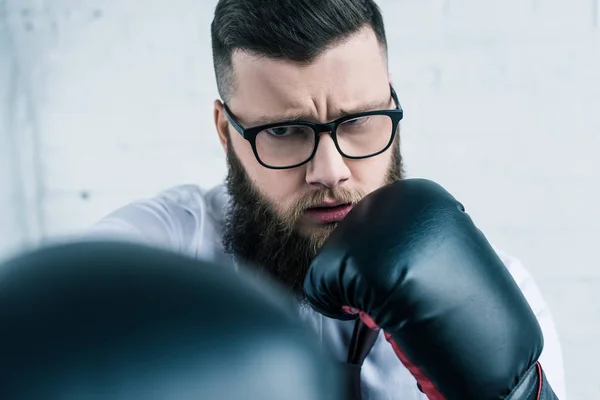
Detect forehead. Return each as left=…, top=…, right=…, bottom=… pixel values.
left=228, top=27, right=389, bottom=121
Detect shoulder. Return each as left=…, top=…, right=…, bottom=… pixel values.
left=493, top=246, right=567, bottom=399
left=86, top=184, right=229, bottom=255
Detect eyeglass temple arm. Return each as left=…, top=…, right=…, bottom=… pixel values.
left=223, top=104, right=248, bottom=138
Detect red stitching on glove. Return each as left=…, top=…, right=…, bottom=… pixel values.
left=355, top=311, right=447, bottom=400
left=385, top=332, right=447, bottom=400
left=536, top=362, right=543, bottom=400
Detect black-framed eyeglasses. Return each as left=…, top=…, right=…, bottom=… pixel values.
left=224, top=85, right=403, bottom=170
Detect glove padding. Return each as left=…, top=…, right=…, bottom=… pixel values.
left=304, top=178, right=558, bottom=399
left=0, top=240, right=342, bottom=400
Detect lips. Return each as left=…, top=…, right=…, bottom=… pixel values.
left=304, top=203, right=353, bottom=224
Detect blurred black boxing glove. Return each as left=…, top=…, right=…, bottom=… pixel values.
left=0, top=241, right=341, bottom=400
left=304, top=179, right=559, bottom=400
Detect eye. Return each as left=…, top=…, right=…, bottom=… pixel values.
left=344, top=116, right=370, bottom=126
left=266, top=126, right=293, bottom=137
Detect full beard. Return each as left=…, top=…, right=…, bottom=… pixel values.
left=222, top=135, right=403, bottom=304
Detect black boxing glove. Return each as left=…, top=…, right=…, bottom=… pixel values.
left=304, top=179, right=559, bottom=400
left=0, top=241, right=342, bottom=400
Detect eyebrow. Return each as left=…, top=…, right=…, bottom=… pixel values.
left=253, top=98, right=392, bottom=126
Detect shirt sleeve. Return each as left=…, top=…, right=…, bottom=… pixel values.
left=84, top=193, right=200, bottom=254
left=495, top=248, right=567, bottom=400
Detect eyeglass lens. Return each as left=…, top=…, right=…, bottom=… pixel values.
left=254, top=115, right=394, bottom=168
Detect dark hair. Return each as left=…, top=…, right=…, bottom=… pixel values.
left=211, top=0, right=388, bottom=101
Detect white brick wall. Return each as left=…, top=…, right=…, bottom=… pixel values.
left=1, top=0, right=598, bottom=397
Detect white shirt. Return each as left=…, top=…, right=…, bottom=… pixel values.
left=87, top=184, right=567, bottom=400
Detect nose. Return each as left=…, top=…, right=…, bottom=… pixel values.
left=305, top=134, right=350, bottom=189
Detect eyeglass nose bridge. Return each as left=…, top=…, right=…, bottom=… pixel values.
left=312, top=121, right=339, bottom=137
left=304, top=121, right=346, bottom=165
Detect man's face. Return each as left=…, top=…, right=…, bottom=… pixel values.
left=215, top=27, right=402, bottom=297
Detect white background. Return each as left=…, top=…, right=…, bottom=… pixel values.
left=1, top=0, right=599, bottom=397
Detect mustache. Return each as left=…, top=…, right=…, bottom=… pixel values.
left=283, top=187, right=366, bottom=224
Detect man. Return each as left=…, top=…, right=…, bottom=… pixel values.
left=87, top=0, right=566, bottom=398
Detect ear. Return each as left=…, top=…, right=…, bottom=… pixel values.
left=213, top=99, right=228, bottom=152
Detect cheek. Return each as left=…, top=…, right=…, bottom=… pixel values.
left=231, top=134, right=305, bottom=211
left=348, top=150, right=392, bottom=191
left=253, top=170, right=305, bottom=212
